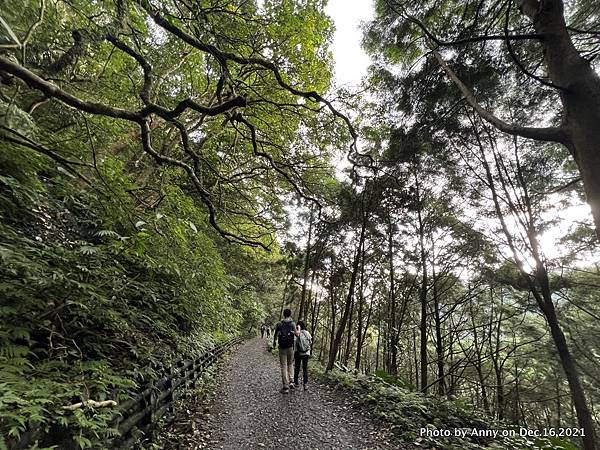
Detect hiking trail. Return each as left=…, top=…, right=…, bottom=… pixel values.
left=168, top=337, right=410, bottom=449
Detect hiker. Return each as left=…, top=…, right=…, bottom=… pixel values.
left=260, top=324, right=266, bottom=339
left=273, top=309, right=296, bottom=393
left=265, top=325, right=271, bottom=338
left=293, top=320, right=312, bottom=391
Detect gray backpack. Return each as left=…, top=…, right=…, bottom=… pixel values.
left=298, top=330, right=311, bottom=353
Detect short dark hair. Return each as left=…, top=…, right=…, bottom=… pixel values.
left=283, top=308, right=292, bottom=318
left=297, top=320, right=306, bottom=330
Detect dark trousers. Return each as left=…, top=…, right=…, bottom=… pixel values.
left=294, top=353, right=309, bottom=385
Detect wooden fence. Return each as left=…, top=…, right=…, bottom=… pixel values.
left=110, top=336, right=243, bottom=449
left=11, top=336, right=243, bottom=450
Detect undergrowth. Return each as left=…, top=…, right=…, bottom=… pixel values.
left=313, top=367, right=579, bottom=450
left=0, top=151, right=275, bottom=448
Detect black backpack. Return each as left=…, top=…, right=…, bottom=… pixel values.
left=278, top=320, right=295, bottom=349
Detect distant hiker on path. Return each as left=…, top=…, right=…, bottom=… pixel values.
left=266, top=325, right=271, bottom=338
left=260, top=324, right=266, bottom=338
left=294, top=320, right=312, bottom=391
left=273, top=308, right=296, bottom=393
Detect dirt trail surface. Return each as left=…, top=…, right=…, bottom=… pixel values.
left=185, top=337, right=406, bottom=450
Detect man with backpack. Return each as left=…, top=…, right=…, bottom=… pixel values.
left=272, top=308, right=296, bottom=393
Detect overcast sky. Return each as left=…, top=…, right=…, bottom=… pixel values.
left=325, top=0, right=374, bottom=88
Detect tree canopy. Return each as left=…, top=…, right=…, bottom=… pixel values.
left=1, top=1, right=599, bottom=449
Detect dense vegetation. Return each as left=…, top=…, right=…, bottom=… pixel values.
left=315, top=368, right=580, bottom=450
left=0, top=0, right=342, bottom=447
left=1, top=0, right=599, bottom=449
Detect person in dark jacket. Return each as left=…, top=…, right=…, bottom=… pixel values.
left=273, top=308, right=296, bottom=393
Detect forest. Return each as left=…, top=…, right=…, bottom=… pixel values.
left=0, top=0, right=599, bottom=449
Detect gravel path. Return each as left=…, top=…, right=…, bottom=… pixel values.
left=191, top=337, right=407, bottom=450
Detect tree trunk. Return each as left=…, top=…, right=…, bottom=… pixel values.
left=477, top=136, right=597, bottom=450
left=513, top=362, right=521, bottom=424
left=299, top=207, right=314, bottom=320
left=432, top=262, right=445, bottom=395
left=470, top=295, right=490, bottom=415
left=375, top=311, right=381, bottom=372
left=544, top=297, right=597, bottom=450
left=279, top=274, right=292, bottom=320
left=520, top=0, right=600, bottom=241
left=326, top=208, right=367, bottom=371
left=305, top=267, right=317, bottom=322
left=359, top=300, right=373, bottom=371
left=388, top=212, right=398, bottom=375
left=447, top=329, right=456, bottom=397
left=412, top=328, right=420, bottom=391
left=492, top=289, right=505, bottom=420
left=343, top=294, right=355, bottom=366
left=310, top=278, right=320, bottom=336
left=416, top=173, right=429, bottom=393
left=327, top=266, right=337, bottom=366
left=555, top=370, right=562, bottom=428
left=355, top=244, right=367, bottom=371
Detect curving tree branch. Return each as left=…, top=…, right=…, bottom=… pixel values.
left=0, top=0, right=357, bottom=248
left=432, top=50, right=569, bottom=144
left=503, top=0, right=565, bottom=91
left=136, top=0, right=358, bottom=146
left=138, top=120, right=269, bottom=248
left=384, top=0, right=543, bottom=47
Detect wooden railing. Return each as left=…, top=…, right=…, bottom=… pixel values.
left=110, top=336, right=243, bottom=448
left=10, top=336, right=243, bottom=450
